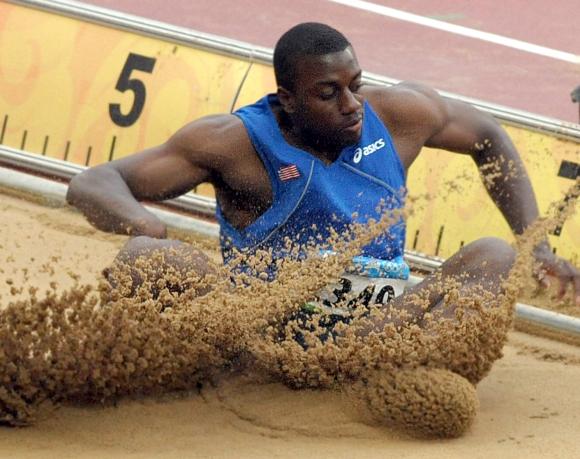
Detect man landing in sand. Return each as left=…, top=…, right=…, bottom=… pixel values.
left=63, top=21, right=580, bottom=438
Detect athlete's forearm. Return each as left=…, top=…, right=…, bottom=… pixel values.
left=473, top=129, right=540, bottom=236
left=66, top=166, right=167, bottom=238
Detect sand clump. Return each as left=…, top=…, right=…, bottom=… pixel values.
left=0, top=180, right=578, bottom=439
left=349, top=367, right=479, bottom=438
left=0, top=284, right=222, bottom=426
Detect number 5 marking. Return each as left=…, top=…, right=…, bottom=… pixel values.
left=109, top=53, right=157, bottom=127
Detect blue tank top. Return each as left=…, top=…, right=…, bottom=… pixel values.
left=217, top=94, right=407, bottom=268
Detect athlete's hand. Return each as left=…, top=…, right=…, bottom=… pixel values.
left=534, top=247, right=580, bottom=306
left=129, top=216, right=167, bottom=239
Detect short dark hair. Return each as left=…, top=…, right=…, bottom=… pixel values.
left=273, top=23, right=351, bottom=91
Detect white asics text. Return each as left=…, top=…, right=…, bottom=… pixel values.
left=353, top=138, right=385, bottom=164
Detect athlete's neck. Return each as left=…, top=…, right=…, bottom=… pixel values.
left=275, top=109, right=342, bottom=164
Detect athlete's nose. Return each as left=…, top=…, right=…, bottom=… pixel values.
left=341, top=88, right=362, bottom=115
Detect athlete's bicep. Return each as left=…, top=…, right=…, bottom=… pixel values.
left=425, top=97, right=502, bottom=156
left=114, top=145, right=208, bottom=201
left=111, top=118, right=223, bottom=201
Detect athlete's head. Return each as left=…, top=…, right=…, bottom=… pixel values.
left=274, top=23, right=364, bottom=150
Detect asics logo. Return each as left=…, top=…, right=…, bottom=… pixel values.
left=353, top=138, right=385, bottom=164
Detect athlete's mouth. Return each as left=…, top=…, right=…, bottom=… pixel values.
left=342, top=114, right=363, bottom=130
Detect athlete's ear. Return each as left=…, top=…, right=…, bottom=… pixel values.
left=277, top=86, right=296, bottom=114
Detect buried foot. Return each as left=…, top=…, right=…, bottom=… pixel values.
left=348, top=367, right=479, bottom=438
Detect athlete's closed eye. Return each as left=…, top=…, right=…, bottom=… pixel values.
left=319, top=87, right=338, bottom=100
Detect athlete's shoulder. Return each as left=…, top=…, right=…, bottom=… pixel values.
left=361, top=81, right=447, bottom=133
left=175, top=113, right=247, bottom=145
left=169, top=113, right=253, bottom=159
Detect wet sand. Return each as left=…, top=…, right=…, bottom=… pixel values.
left=1, top=191, right=579, bottom=458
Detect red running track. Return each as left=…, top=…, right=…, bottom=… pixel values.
left=86, top=0, right=580, bottom=123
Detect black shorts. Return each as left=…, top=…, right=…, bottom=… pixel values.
left=285, top=276, right=407, bottom=348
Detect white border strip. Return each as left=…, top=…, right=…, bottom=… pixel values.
left=329, top=0, right=580, bottom=64
left=0, top=145, right=217, bottom=216
left=0, top=165, right=220, bottom=238
left=515, top=303, right=580, bottom=336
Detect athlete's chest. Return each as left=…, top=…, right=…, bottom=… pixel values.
left=216, top=147, right=273, bottom=223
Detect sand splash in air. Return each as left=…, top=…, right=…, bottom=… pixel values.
left=0, top=181, right=578, bottom=438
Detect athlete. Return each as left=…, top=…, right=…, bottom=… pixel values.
left=67, top=23, right=580, bottom=315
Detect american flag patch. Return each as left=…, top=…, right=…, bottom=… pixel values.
left=278, top=164, right=300, bottom=181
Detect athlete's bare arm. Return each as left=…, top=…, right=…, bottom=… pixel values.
left=367, top=82, right=580, bottom=303
left=67, top=114, right=270, bottom=238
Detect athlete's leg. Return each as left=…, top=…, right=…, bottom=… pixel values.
left=362, top=237, right=514, bottom=327
left=363, top=237, right=516, bottom=383
left=103, top=236, right=216, bottom=301
left=409, top=237, right=514, bottom=318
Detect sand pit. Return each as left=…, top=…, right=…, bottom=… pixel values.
left=1, top=190, right=580, bottom=458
